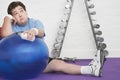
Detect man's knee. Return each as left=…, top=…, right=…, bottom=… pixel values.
left=49, top=59, right=65, bottom=71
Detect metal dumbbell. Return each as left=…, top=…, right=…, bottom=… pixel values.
left=57, top=29, right=66, bottom=35
left=87, top=0, right=91, bottom=1
left=88, top=4, right=94, bottom=8
left=51, top=49, right=61, bottom=58
left=102, top=50, right=109, bottom=56
left=94, top=30, right=102, bottom=35
left=56, top=36, right=64, bottom=43
left=93, top=24, right=100, bottom=29
left=96, top=37, right=104, bottom=42
left=53, top=42, right=62, bottom=50
left=63, top=57, right=77, bottom=62
left=98, top=43, right=107, bottom=50
left=90, top=11, right=96, bottom=15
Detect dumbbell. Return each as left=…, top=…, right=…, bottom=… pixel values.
left=57, top=29, right=66, bottom=35
left=102, top=50, right=109, bottom=56
left=94, top=30, right=102, bottom=35
left=56, top=36, right=64, bottom=43
left=87, top=0, right=91, bottom=1
left=90, top=11, right=96, bottom=15
left=93, top=24, right=100, bottom=29
left=96, top=37, right=104, bottom=42
left=51, top=49, right=61, bottom=58
left=63, top=57, right=77, bottom=62
left=53, top=42, right=62, bottom=50
left=88, top=4, right=94, bottom=8
left=98, top=43, right=107, bottom=50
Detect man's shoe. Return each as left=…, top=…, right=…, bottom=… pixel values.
left=89, top=50, right=102, bottom=77
left=90, top=59, right=101, bottom=77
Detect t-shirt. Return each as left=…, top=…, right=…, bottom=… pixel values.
left=12, top=18, right=44, bottom=33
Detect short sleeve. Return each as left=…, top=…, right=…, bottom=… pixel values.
left=34, top=20, right=44, bottom=30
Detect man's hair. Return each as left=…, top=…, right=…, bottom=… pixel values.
left=7, top=1, right=26, bottom=15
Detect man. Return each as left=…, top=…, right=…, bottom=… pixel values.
left=1, top=1, right=102, bottom=77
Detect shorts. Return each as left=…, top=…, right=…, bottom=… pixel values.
left=48, top=57, right=54, bottom=63
left=48, top=57, right=63, bottom=63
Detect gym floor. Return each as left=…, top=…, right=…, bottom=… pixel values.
left=0, top=58, right=119, bottom=80
left=30, top=58, right=120, bottom=80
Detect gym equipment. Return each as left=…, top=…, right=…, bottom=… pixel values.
left=0, top=33, right=49, bottom=80
left=51, top=0, right=108, bottom=61
left=51, top=0, right=74, bottom=58
left=93, top=24, right=100, bottom=29
left=96, top=37, right=104, bottom=42
left=84, top=0, right=109, bottom=76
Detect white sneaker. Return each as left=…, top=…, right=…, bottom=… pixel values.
left=89, top=50, right=102, bottom=77
left=89, top=50, right=105, bottom=67
left=90, top=59, right=101, bottom=77
left=89, top=51, right=100, bottom=65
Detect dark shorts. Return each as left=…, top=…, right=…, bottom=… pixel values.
left=48, top=57, right=54, bottom=63
left=48, top=57, right=63, bottom=63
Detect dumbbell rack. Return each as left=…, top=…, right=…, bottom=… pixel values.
left=84, top=0, right=108, bottom=65
left=51, top=0, right=108, bottom=63
left=51, top=0, right=74, bottom=58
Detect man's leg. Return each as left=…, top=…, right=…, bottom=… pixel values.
left=43, top=57, right=101, bottom=76
left=43, top=59, right=82, bottom=74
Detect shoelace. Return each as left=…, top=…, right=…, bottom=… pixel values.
left=89, top=58, right=99, bottom=66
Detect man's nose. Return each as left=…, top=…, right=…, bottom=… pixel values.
left=19, top=14, right=22, bottom=17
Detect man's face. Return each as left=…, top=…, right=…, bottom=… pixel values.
left=12, top=6, right=28, bottom=25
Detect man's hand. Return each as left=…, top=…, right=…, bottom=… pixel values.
left=6, top=15, right=17, bottom=25
left=23, top=29, right=36, bottom=41
left=12, top=17, right=17, bottom=26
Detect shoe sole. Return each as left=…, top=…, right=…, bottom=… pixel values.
left=99, top=50, right=107, bottom=77
left=100, top=50, right=106, bottom=68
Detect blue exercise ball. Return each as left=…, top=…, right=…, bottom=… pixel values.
left=0, top=33, right=49, bottom=80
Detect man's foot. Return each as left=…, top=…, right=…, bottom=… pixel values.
left=89, top=50, right=102, bottom=77
left=90, top=59, right=101, bottom=77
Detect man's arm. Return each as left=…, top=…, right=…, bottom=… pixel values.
left=30, top=27, right=45, bottom=38
left=37, top=29, right=45, bottom=38
left=22, top=28, right=45, bottom=41
left=1, top=16, right=14, bottom=37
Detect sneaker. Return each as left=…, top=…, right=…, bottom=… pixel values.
left=90, top=59, right=101, bottom=77
left=89, top=50, right=105, bottom=68
left=89, top=50, right=100, bottom=66
left=89, top=50, right=102, bottom=77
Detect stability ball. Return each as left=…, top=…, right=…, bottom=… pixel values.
left=0, top=33, right=49, bottom=80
